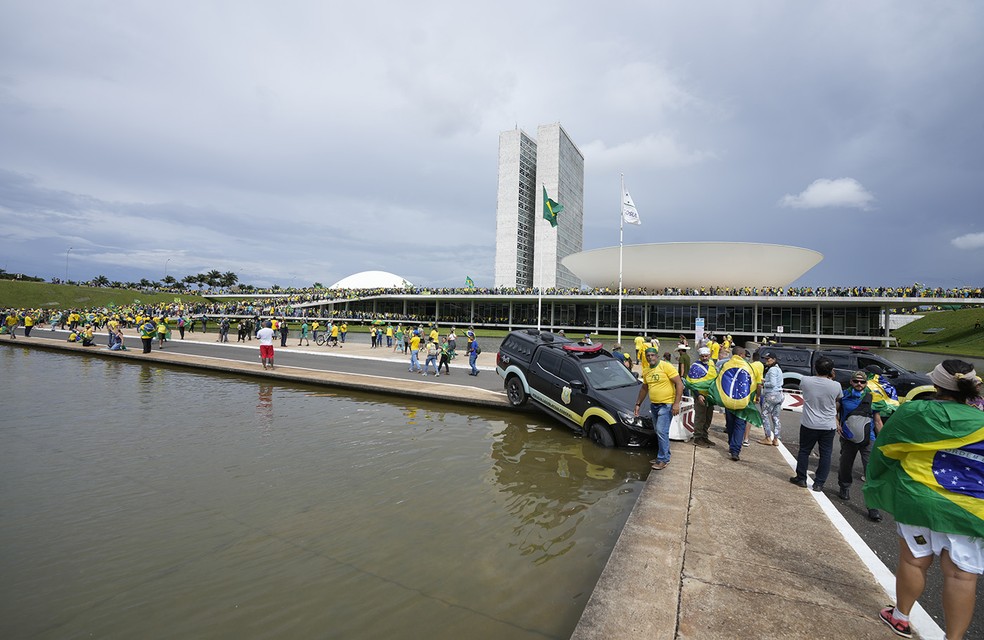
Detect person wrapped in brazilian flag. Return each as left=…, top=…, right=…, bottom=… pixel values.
left=864, top=359, right=984, bottom=640
left=683, top=349, right=762, bottom=427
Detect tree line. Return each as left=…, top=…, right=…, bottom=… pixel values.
left=66, top=270, right=242, bottom=292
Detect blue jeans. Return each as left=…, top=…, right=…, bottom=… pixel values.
left=469, top=351, right=479, bottom=374
left=409, top=349, right=421, bottom=372
left=424, top=355, right=438, bottom=374
left=794, top=426, right=835, bottom=485
left=725, top=411, right=746, bottom=456
left=650, top=403, right=673, bottom=464
left=760, top=391, right=784, bottom=440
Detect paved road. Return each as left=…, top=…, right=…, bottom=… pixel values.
left=35, top=329, right=506, bottom=393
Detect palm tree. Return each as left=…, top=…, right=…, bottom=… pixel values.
left=219, top=271, right=238, bottom=289
left=93, top=275, right=110, bottom=287
left=162, top=275, right=177, bottom=287
left=205, top=270, right=222, bottom=288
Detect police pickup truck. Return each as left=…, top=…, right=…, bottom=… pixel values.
left=766, top=346, right=935, bottom=403
left=495, top=329, right=656, bottom=448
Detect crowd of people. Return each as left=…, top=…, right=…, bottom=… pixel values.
left=57, top=279, right=984, bottom=302
left=645, top=331, right=983, bottom=640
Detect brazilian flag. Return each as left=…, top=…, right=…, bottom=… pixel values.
left=686, top=360, right=716, bottom=386
left=684, top=359, right=762, bottom=427
left=863, top=400, right=984, bottom=537
left=867, top=374, right=900, bottom=418
left=542, top=186, right=563, bottom=228
left=465, top=276, right=475, bottom=289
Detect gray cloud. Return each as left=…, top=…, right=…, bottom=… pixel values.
left=1, top=1, right=982, bottom=288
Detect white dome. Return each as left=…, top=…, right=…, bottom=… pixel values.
left=561, top=242, right=822, bottom=289
left=329, top=270, right=413, bottom=289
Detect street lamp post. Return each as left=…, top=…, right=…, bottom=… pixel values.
left=165, top=258, right=171, bottom=280
left=65, top=247, right=72, bottom=282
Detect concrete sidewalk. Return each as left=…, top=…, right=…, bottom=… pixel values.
left=4, top=333, right=932, bottom=639
left=572, top=419, right=936, bottom=639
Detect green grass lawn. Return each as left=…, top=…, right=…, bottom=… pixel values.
left=891, top=307, right=984, bottom=358
left=0, top=280, right=206, bottom=309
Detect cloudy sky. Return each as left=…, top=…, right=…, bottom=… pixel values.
left=2, top=1, right=982, bottom=289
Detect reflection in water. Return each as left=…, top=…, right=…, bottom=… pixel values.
left=490, top=421, right=644, bottom=566
left=256, top=384, right=274, bottom=431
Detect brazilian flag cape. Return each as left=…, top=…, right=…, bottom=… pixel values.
left=863, top=400, right=984, bottom=537
left=684, top=359, right=762, bottom=426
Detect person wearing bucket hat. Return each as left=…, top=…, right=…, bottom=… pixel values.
left=635, top=347, right=684, bottom=470
left=675, top=342, right=691, bottom=379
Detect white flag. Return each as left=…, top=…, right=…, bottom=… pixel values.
left=622, top=188, right=641, bottom=225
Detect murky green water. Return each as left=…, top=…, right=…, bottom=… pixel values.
left=0, top=348, right=652, bottom=639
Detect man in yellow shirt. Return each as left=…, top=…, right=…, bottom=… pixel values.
left=408, top=330, right=422, bottom=373
left=634, top=334, right=646, bottom=365
left=634, top=348, right=683, bottom=470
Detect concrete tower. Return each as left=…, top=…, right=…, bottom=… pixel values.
left=494, top=123, right=584, bottom=289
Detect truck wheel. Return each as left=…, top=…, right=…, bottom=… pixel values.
left=588, top=423, right=616, bottom=448
left=505, top=376, right=528, bottom=407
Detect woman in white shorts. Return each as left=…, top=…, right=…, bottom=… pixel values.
left=863, top=359, right=983, bottom=639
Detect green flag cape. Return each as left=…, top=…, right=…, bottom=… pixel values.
left=863, top=400, right=984, bottom=537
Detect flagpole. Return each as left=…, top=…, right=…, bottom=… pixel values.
left=537, top=183, right=543, bottom=331
left=617, top=173, right=624, bottom=346
left=537, top=251, right=543, bottom=332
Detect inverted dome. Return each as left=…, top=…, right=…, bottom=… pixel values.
left=329, top=270, right=413, bottom=289
left=561, top=243, right=822, bottom=289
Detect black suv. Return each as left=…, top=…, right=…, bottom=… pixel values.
left=766, top=346, right=935, bottom=402
left=495, top=329, right=656, bottom=448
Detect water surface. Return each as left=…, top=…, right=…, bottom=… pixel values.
left=0, top=348, right=653, bottom=639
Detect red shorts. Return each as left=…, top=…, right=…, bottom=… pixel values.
left=260, top=345, right=274, bottom=358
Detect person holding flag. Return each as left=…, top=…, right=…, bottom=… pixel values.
left=685, top=346, right=718, bottom=448
left=865, top=359, right=983, bottom=640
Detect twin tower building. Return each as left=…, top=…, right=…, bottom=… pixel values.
left=493, top=123, right=584, bottom=290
